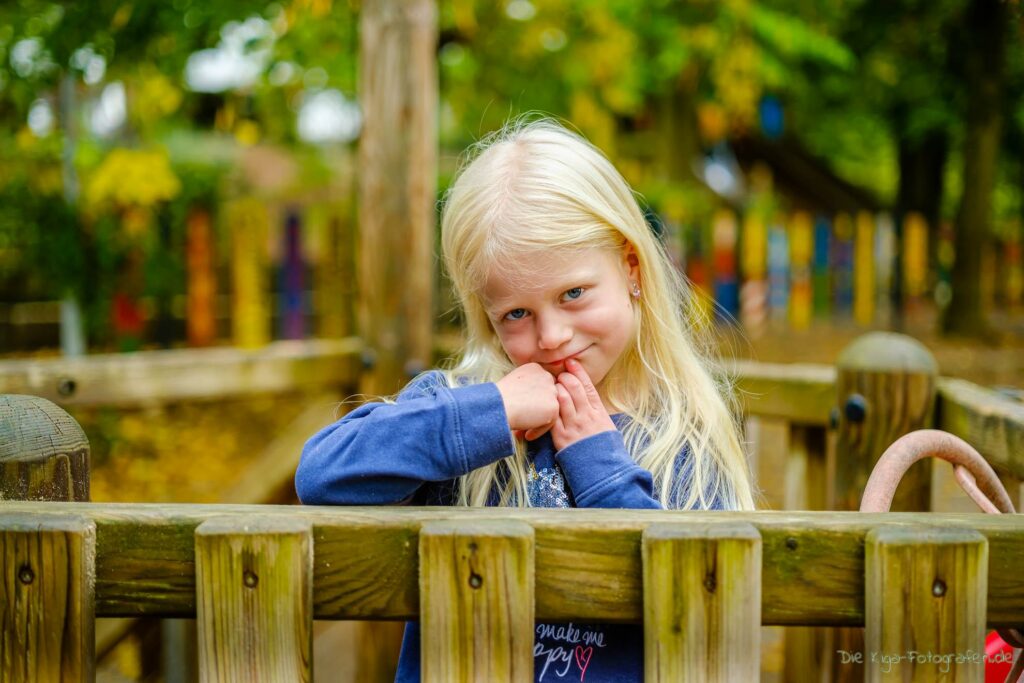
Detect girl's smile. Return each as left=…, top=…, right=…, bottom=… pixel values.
left=481, top=245, right=640, bottom=404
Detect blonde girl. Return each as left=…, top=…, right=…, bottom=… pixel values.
left=296, top=116, right=754, bottom=682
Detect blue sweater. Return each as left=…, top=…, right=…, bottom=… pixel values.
left=295, top=370, right=725, bottom=683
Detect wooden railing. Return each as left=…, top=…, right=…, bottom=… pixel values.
left=1, top=503, right=1022, bottom=681
left=2, top=330, right=1024, bottom=681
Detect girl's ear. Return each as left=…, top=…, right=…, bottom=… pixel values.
left=622, top=243, right=641, bottom=281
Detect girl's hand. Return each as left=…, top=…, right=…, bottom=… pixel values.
left=551, top=358, right=617, bottom=452
left=495, top=363, right=559, bottom=441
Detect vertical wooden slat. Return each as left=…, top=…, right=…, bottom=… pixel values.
left=865, top=526, right=987, bottom=683
left=642, top=522, right=761, bottom=682
left=0, top=514, right=95, bottom=682
left=195, top=517, right=313, bottom=682
left=419, top=520, right=534, bottom=683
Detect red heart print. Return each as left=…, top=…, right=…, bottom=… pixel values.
left=574, top=645, right=593, bottom=681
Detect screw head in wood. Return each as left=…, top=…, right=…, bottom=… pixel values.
left=18, top=564, right=34, bottom=585
left=243, top=570, right=259, bottom=588
left=844, top=394, right=867, bottom=423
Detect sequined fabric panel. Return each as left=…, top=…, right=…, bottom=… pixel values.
left=527, top=464, right=571, bottom=508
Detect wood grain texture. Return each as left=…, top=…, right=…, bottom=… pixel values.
left=0, top=394, right=90, bottom=502
left=0, top=339, right=361, bottom=407
left=2, top=504, right=1022, bottom=630
left=0, top=513, right=95, bottom=682
left=358, top=0, right=437, bottom=397
left=642, top=522, right=761, bottom=682
left=195, top=516, right=313, bottom=683
left=419, top=520, right=534, bottom=683
left=865, top=526, right=987, bottom=683
left=937, top=376, right=1024, bottom=481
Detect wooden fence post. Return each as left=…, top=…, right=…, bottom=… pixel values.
left=419, top=520, right=534, bottom=683
left=834, top=331, right=938, bottom=512
left=0, top=514, right=96, bottom=682
left=195, top=517, right=314, bottom=682
left=865, top=526, right=987, bottom=682
left=358, top=0, right=437, bottom=397
left=642, top=522, right=761, bottom=682
left=0, top=394, right=90, bottom=502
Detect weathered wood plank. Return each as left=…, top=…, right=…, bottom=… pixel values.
left=642, top=522, right=761, bottom=682
left=0, top=513, right=95, bottom=682
left=195, top=516, right=313, bottom=682
left=937, top=376, right=1024, bottom=481
left=0, top=338, right=362, bottom=407
left=2, top=504, right=1023, bottom=629
left=732, top=360, right=836, bottom=425
left=419, top=520, right=534, bottom=683
left=865, top=526, right=987, bottom=682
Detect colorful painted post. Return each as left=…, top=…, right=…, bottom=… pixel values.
left=788, top=211, right=813, bottom=330
left=812, top=215, right=831, bottom=320
left=685, top=221, right=713, bottom=324
left=832, top=213, right=854, bottom=319
left=308, top=204, right=349, bottom=339
left=854, top=211, right=875, bottom=326
left=279, top=208, right=306, bottom=340
left=229, top=198, right=270, bottom=349
left=902, top=212, right=929, bottom=321
left=186, top=207, right=217, bottom=347
left=740, top=211, right=768, bottom=338
left=935, top=221, right=955, bottom=312
left=767, top=217, right=789, bottom=327
left=712, top=208, right=739, bottom=322
left=873, top=213, right=895, bottom=327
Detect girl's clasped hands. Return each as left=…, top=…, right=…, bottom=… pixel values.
left=496, top=358, right=617, bottom=451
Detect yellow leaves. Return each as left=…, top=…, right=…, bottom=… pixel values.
left=131, top=68, right=183, bottom=126
left=234, top=119, right=261, bottom=147
left=85, top=147, right=181, bottom=212
left=570, top=91, right=616, bottom=157
left=711, top=36, right=760, bottom=132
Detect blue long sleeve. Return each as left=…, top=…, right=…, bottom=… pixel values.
left=295, top=373, right=515, bottom=505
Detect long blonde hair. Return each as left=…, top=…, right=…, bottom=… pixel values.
left=428, top=116, right=754, bottom=511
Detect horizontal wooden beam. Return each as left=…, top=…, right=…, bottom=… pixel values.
left=937, top=377, right=1024, bottom=481
left=731, top=360, right=836, bottom=425
left=2, top=503, right=1022, bottom=628
left=0, top=339, right=363, bottom=407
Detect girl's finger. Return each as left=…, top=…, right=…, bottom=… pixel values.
left=556, top=383, right=577, bottom=420
left=566, top=358, right=602, bottom=406
left=558, top=371, right=588, bottom=410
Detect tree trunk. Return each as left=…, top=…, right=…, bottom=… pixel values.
left=893, top=126, right=948, bottom=328
left=942, top=0, right=1006, bottom=336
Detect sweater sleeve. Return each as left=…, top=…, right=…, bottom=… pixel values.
left=554, top=430, right=730, bottom=510
left=295, top=371, right=514, bottom=505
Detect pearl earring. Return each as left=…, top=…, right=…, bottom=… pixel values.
left=630, top=281, right=641, bottom=298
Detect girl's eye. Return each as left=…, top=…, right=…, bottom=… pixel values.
left=563, top=287, right=584, bottom=301
left=504, top=308, right=528, bottom=321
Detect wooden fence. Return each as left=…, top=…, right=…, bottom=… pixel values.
left=0, top=503, right=1021, bottom=681
left=1, top=330, right=1023, bottom=681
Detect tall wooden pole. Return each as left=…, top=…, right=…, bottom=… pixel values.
left=359, top=0, right=437, bottom=397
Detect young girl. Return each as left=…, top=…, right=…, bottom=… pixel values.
left=296, top=117, right=755, bottom=682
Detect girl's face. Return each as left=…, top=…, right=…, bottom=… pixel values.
left=481, top=246, right=640, bottom=407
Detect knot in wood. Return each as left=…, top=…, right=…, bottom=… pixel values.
left=703, top=572, right=716, bottom=594
left=785, top=537, right=798, bottom=551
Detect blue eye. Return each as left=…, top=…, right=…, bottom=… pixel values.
left=504, top=308, right=527, bottom=321
left=564, top=287, right=584, bottom=300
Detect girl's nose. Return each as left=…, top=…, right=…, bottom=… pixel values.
left=536, top=315, right=572, bottom=350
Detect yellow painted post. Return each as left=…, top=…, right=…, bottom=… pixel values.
left=642, top=522, right=761, bottom=682
left=903, top=212, right=929, bottom=318
left=740, top=211, right=768, bottom=338
left=865, top=526, right=987, bottom=683
left=228, top=198, right=270, bottom=349
left=789, top=211, right=813, bottom=330
left=419, top=520, right=534, bottom=683
left=195, top=517, right=313, bottom=682
left=854, top=211, right=875, bottom=326
left=0, top=514, right=95, bottom=682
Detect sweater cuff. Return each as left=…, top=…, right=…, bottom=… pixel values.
left=448, top=382, right=515, bottom=472
left=554, top=429, right=634, bottom=496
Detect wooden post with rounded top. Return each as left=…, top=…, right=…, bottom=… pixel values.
left=0, top=394, right=90, bottom=502
left=830, top=332, right=938, bottom=683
